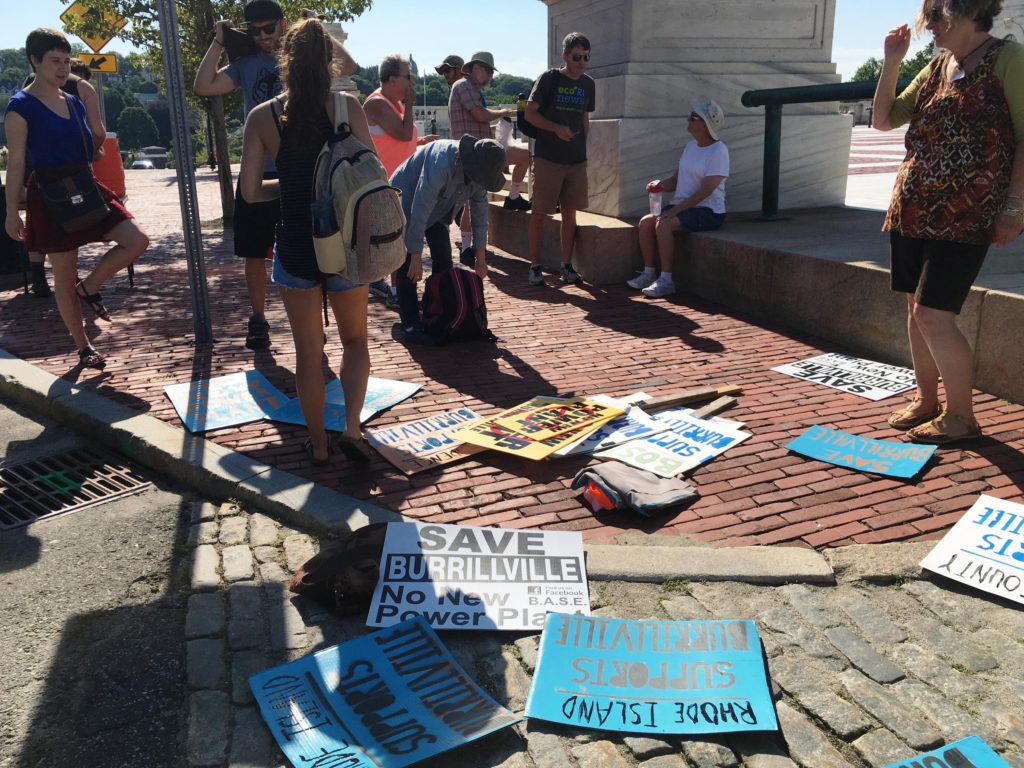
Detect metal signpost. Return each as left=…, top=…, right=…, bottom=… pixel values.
left=155, top=0, right=213, bottom=343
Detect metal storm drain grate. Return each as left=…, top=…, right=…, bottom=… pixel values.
left=0, top=446, right=153, bottom=530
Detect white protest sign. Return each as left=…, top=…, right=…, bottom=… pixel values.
left=368, top=522, right=590, bottom=630
left=366, top=408, right=486, bottom=474
left=771, top=352, right=915, bottom=401
left=597, top=408, right=750, bottom=478
left=920, top=495, right=1024, bottom=606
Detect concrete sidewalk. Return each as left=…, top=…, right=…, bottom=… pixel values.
left=1, top=167, right=1023, bottom=548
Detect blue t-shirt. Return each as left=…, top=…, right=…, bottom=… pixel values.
left=225, top=52, right=281, bottom=172
left=4, top=90, right=94, bottom=170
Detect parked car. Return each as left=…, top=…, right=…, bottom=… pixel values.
left=130, top=159, right=155, bottom=170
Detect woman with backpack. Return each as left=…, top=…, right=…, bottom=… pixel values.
left=240, top=17, right=374, bottom=466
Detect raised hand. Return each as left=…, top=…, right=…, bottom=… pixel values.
left=883, top=25, right=911, bottom=63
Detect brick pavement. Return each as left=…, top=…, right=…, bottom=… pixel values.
left=183, top=499, right=1024, bottom=768
left=2, top=168, right=1023, bottom=546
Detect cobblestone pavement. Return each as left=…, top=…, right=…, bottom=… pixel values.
left=1, top=169, right=1023, bottom=547
left=185, top=499, right=1024, bottom=768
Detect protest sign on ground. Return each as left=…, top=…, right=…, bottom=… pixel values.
left=526, top=614, right=778, bottom=735
left=553, top=397, right=670, bottom=457
left=771, top=352, right=915, bottom=401
left=786, top=425, right=935, bottom=478
left=164, top=370, right=289, bottom=432
left=493, top=396, right=623, bottom=441
left=597, top=408, right=750, bottom=478
left=250, top=616, right=520, bottom=768
left=452, top=414, right=601, bottom=460
left=367, top=522, right=589, bottom=630
left=883, top=736, right=1010, bottom=767
left=920, top=495, right=1024, bottom=607
left=366, top=408, right=485, bottom=474
left=269, top=377, right=421, bottom=430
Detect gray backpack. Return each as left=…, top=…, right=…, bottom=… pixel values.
left=310, top=92, right=407, bottom=282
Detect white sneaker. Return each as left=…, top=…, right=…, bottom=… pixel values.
left=642, top=279, right=676, bottom=298
left=627, top=270, right=655, bottom=290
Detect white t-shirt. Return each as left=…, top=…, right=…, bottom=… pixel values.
left=669, top=140, right=729, bottom=214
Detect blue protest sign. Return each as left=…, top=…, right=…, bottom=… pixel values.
left=164, top=370, right=289, bottom=432
left=250, top=617, right=521, bottom=768
left=268, top=377, right=421, bottom=430
left=786, top=425, right=935, bottom=478
left=526, top=614, right=778, bottom=735
left=883, top=736, right=1010, bottom=767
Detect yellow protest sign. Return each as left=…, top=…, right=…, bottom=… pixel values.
left=80, top=52, right=118, bottom=74
left=60, top=1, right=127, bottom=53
left=493, top=396, right=624, bottom=441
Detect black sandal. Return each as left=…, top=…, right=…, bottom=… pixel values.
left=75, top=279, right=111, bottom=321
left=336, top=434, right=373, bottom=463
left=302, top=437, right=332, bottom=466
left=78, top=346, right=106, bottom=369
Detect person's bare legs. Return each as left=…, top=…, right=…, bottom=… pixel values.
left=245, top=256, right=268, bottom=318
left=279, top=286, right=330, bottom=461
left=654, top=214, right=683, bottom=274
left=507, top=145, right=530, bottom=186
left=911, top=301, right=976, bottom=422
left=76, top=219, right=149, bottom=297
left=48, top=250, right=90, bottom=352
left=901, top=295, right=942, bottom=418
left=560, top=207, right=577, bottom=265
left=329, top=286, right=370, bottom=440
left=638, top=214, right=659, bottom=268
left=528, top=211, right=545, bottom=268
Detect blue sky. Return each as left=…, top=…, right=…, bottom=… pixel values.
left=4, top=0, right=928, bottom=82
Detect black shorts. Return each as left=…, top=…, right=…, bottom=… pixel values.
left=232, top=175, right=279, bottom=259
left=889, top=231, right=988, bottom=314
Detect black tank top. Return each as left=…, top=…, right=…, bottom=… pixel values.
left=273, top=98, right=332, bottom=281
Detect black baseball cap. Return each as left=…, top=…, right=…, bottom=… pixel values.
left=244, top=0, right=283, bottom=22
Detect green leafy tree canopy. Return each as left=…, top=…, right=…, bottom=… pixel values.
left=117, top=105, right=159, bottom=149
left=849, top=42, right=935, bottom=82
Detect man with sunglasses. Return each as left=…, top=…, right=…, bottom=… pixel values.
left=434, top=55, right=465, bottom=90
left=524, top=32, right=595, bottom=287
left=194, top=1, right=355, bottom=350
left=449, top=52, right=532, bottom=266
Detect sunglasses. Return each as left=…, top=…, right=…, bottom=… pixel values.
left=246, top=22, right=278, bottom=36
left=570, top=53, right=590, bottom=62
left=688, top=113, right=703, bottom=122
left=925, top=6, right=945, bottom=24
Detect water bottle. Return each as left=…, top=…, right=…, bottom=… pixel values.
left=649, top=192, right=662, bottom=216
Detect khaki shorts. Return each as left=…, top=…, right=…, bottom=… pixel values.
left=531, top=157, right=588, bottom=215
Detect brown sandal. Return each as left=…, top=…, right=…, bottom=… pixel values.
left=906, top=412, right=982, bottom=445
left=887, top=398, right=942, bottom=430
left=76, top=279, right=111, bottom=321
left=78, top=345, right=106, bottom=369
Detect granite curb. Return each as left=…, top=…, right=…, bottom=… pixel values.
left=0, top=347, right=938, bottom=586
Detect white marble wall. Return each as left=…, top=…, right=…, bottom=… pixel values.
left=542, top=0, right=851, bottom=216
left=994, top=0, right=1024, bottom=40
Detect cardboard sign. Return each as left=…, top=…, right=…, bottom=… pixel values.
left=597, top=408, right=750, bottom=478
left=883, top=736, right=1010, bottom=768
left=366, top=408, right=486, bottom=474
left=526, top=615, right=778, bottom=735
left=553, top=399, right=670, bottom=457
left=920, top=495, right=1024, bottom=606
left=367, top=523, right=589, bottom=630
left=452, top=414, right=601, bottom=460
left=494, top=396, right=623, bottom=441
left=250, top=617, right=520, bottom=768
left=771, top=353, right=915, bottom=401
left=164, top=370, right=289, bottom=432
left=268, top=377, right=421, bottom=429
left=787, top=425, right=935, bottom=478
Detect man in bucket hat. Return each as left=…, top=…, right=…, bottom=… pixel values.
left=449, top=52, right=532, bottom=264
left=389, top=137, right=507, bottom=344
left=434, top=54, right=465, bottom=89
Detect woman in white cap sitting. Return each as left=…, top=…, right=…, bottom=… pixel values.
left=627, top=98, right=728, bottom=298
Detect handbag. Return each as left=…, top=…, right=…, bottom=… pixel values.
left=35, top=101, right=110, bottom=233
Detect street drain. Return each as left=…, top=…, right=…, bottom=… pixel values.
left=0, top=446, right=153, bottom=530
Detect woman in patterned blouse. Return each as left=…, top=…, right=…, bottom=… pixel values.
left=872, top=0, right=1024, bottom=444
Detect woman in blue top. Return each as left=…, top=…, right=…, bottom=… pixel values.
left=4, top=29, right=149, bottom=369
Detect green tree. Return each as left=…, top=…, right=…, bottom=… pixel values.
left=118, top=105, right=159, bottom=149
left=104, top=82, right=143, bottom=132
left=849, top=42, right=935, bottom=81
left=0, top=48, right=30, bottom=92
left=62, top=0, right=372, bottom=221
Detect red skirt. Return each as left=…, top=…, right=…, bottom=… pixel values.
left=25, top=164, right=133, bottom=253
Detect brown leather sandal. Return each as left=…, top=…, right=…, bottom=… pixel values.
left=887, top=398, right=942, bottom=430
left=907, top=412, right=982, bottom=445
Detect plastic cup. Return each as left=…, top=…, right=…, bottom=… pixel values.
left=649, top=192, right=662, bottom=216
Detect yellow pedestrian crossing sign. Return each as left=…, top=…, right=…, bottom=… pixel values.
left=80, top=53, right=118, bottom=74
left=60, top=1, right=127, bottom=54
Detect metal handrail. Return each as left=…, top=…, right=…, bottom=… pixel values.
left=741, top=78, right=911, bottom=219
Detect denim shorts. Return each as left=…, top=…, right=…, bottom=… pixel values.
left=677, top=207, right=726, bottom=232
left=270, top=249, right=363, bottom=293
